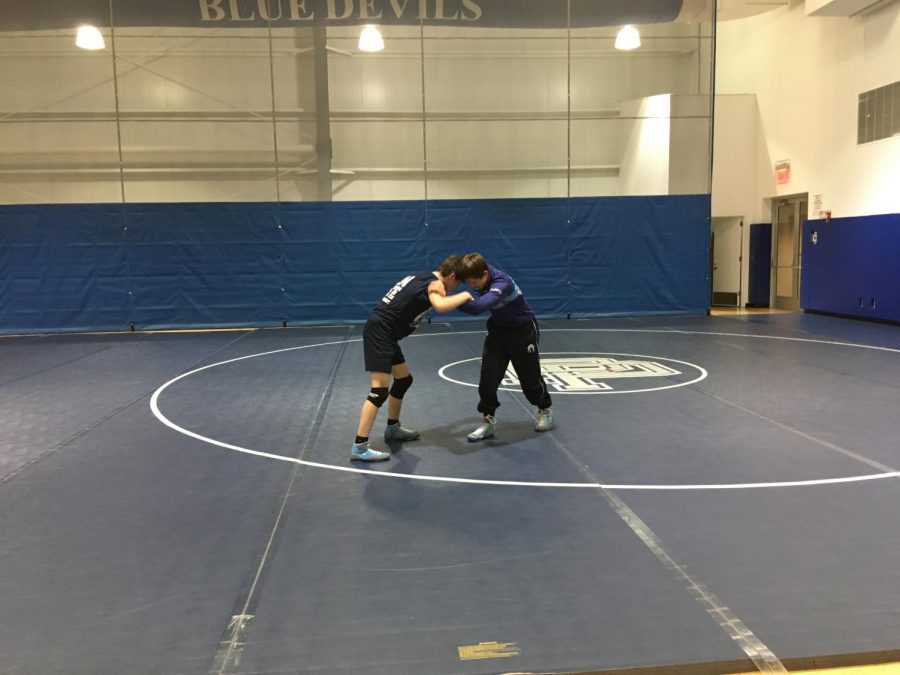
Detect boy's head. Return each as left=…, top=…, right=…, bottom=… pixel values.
left=459, top=253, right=490, bottom=290
left=437, top=254, right=463, bottom=291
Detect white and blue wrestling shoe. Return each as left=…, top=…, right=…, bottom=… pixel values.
left=349, top=442, right=391, bottom=462
left=467, top=415, right=496, bottom=442
left=534, top=408, right=553, bottom=432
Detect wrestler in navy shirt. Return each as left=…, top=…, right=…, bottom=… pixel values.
left=348, top=257, right=473, bottom=464
left=373, top=270, right=438, bottom=339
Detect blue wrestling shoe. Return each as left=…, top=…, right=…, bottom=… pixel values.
left=467, top=415, right=496, bottom=442
left=349, top=442, right=390, bottom=462
left=384, top=422, right=420, bottom=442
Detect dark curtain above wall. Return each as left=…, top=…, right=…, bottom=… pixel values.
left=1, top=0, right=687, bottom=31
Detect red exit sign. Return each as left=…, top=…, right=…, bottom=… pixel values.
left=775, top=160, right=791, bottom=185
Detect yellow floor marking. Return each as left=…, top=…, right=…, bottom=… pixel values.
left=457, top=641, right=520, bottom=661
left=710, top=308, right=797, bottom=316
left=729, top=663, right=900, bottom=674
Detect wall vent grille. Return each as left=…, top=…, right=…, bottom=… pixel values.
left=858, top=81, right=900, bottom=144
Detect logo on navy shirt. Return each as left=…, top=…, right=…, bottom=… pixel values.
left=382, top=275, right=414, bottom=304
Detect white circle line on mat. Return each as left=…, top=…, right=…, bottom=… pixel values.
left=149, top=329, right=900, bottom=491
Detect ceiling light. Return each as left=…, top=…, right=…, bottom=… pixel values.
left=615, top=25, right=641, bottom=51
left=76, top=25, right=105, bottom=50
left=358, top=25, right=384, bottom=52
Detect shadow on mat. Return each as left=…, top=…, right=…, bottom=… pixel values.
left=384, top=419, right=537, bottom=457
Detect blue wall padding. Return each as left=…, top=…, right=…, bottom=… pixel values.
left=803, top=213, right=900, bottom=322
left=568, top=196, right=710, bottom=316
left=747, top=223, right=772, bottom=307
left=280, top=201, right=428, bottom=324
left=0, top=204, right=129, bottom=332
left=426, top=198, right=571, bottom=318
left=0, top=195, right=710, bottom=334
left=125, top=203, right=283, bottom=329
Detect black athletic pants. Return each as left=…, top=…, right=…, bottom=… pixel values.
left=477, top=318, right=552, bottom=417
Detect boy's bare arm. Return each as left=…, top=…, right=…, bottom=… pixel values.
left=429, top=287, right=474, bottom=313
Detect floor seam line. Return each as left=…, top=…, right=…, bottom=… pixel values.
left=210, top=326, right=353, bottom=675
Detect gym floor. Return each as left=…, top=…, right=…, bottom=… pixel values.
left=2, top=313, right=899, bottom=675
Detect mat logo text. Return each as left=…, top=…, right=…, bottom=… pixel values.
left=502, top=357, right=681, bottom=392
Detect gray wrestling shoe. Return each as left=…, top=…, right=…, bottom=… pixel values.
left=534, top=408, right=553, bottom=432
left=467, top=415, right=496, bottom=442
left=384, top=423, right=420, bottom=442
left=349, top=442, right=390, bottom=462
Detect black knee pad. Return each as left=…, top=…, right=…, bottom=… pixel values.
left=367, top=387, right=389, bottom=408
left=389, top=374, right=413, bottom=400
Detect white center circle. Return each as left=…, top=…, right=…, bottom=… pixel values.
left=438, top=351, right=707, bottom=394
left=150, top=329, right=900, bottom=491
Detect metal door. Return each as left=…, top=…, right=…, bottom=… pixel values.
left=773, top=196, right=807, bottom=310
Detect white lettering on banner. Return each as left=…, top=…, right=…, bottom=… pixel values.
left=230, top=0, right=257, bottom=20
left=435, top=0, right=458, bottom=20
left=289, top=0, right=315, bottom=20
left=199, top=0, right=483, bottom=23
left=360, top=0, right=383, bottom=19
left=387, top=0, right=411, bottom=19
left=258, top=0, right=283, bottom=20
left=199, top=0, right=227, bottom=21
left=461, top=0, right=481, bottom=20
left=382, top=275, right=415, bottom=304
left=328, top=0, right=354, bottom=19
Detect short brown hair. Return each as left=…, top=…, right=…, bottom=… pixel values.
left=438, top=254, right=463, bottom=277
left=459, top=253, right=488, bottom=280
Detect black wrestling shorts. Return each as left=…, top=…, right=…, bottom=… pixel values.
left=363, top=314, right=405, bottom=373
